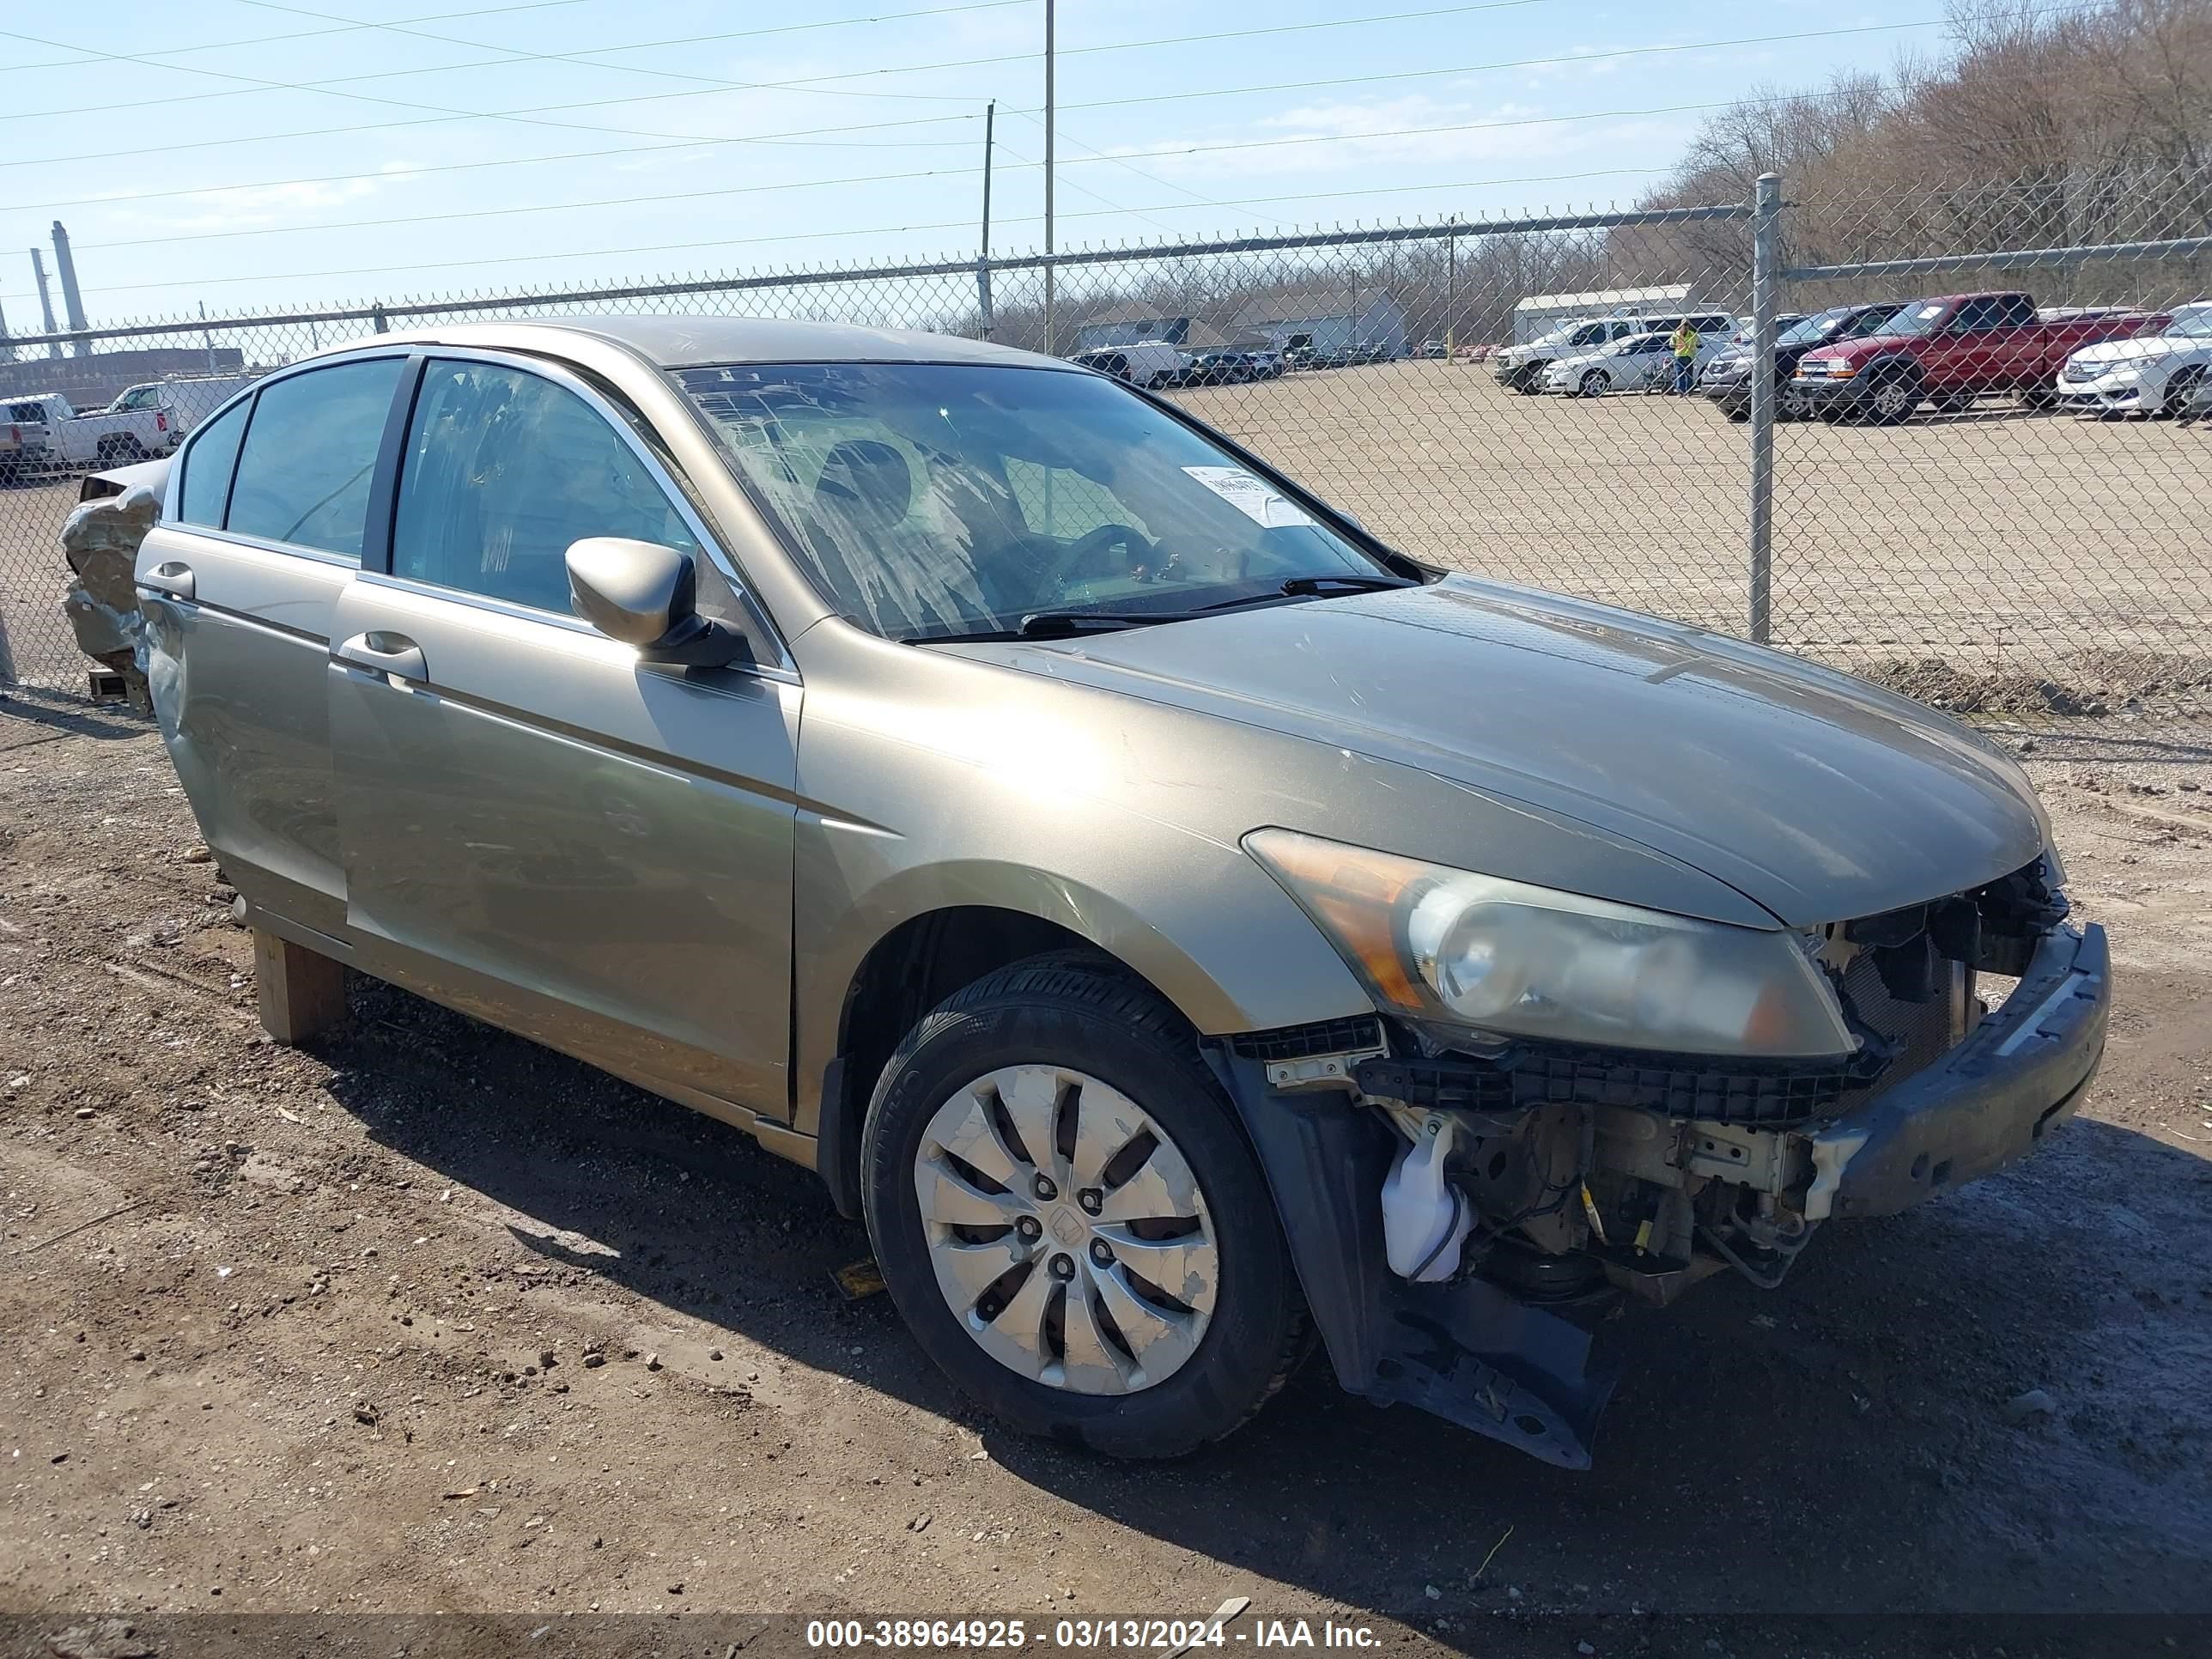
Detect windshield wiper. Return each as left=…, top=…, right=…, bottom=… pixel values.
left=1015, top=609, right=1197, bottom=638
left=1199, top=573, right=1416, bottom=612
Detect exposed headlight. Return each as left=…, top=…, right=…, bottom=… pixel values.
left=1245, top=829, right=1856, bottom=1058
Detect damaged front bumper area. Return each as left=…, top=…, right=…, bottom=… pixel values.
left=1204, top=887, right=2108, bottom=1471
left=1805, top=919, right=2107, bottom=1219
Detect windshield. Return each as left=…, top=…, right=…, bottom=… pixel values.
left=678, top=362, right=1391, bottom=643
left=2168, top=307, right=2212, bottom=340
left=1778, top=309, right=1854, bottom=347
left=1878, top=300, right=1949, bottom=338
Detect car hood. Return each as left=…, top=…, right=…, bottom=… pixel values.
left=959, top=578, right=2047, bottom=927
left=2068, top=334, right=2200, bottom=368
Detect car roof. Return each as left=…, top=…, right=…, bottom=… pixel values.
left=368, top=315, right=1067, bottom=371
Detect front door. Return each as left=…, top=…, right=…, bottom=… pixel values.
left=328, top=353, right=799, bottom=1116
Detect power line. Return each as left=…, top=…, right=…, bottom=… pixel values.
left=2, top=115, right=987, bottom=214
left=0, top=0, right=1033, bottom=79
left=1053, top=15, right=2022, bottom=115
left=0, top=3, right=1020, bottom=125
left=72, top=161, right=1000, bottom=252
left=0, top=0, right=598, bottom=77
left=57, top=164, right=1697, bottom=303
left=0, top=1, right=1565, bottom=167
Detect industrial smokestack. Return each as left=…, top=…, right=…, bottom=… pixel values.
left=51, top=221, right=90, bottom=358
left=29, top=249, right=62, bottom=363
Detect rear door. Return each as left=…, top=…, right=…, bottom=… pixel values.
left=326, top=349, right=800, bottom=1115
left=137, top=356, right=410, bottom=943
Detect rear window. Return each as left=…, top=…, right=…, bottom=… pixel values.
left=176, top=398, right=251, bottom=527
left=226, top=358, right=404, bottom=561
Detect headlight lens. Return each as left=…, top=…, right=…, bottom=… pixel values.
left=1245, top=829, right=1855, bottom=1058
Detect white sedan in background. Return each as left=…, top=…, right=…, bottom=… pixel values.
left=2054, top=300, right=2212, bottom=416
left=1543, top=330, right=1729, bottom=397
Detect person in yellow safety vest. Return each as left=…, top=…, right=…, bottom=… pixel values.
left=1670, top=320, right=1700, bottom=394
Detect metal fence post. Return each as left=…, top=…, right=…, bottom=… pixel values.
left=1747, top=172, right=1781, bottom=645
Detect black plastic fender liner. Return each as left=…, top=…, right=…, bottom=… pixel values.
left=1204, top=1048, right=1617, bottom=1469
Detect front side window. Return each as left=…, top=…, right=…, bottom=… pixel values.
left=175, top=397, right=251, bottom=527
left=678, top=362, right=1394, bottom=643
left=1948, top=298, right=2007, bottom=332
left=226, top=358, right=404, bottom=560
left=112, top=386, right=161, bottom=411
left=392, top=359, right=697, bottom=615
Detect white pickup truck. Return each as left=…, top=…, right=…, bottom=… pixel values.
left=0, top=392, right=174, bottom=475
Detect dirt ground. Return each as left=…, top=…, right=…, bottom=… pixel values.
left=5, top=365, right=2211, bottom=717
left=1, top=686, right=2208, bottom=1657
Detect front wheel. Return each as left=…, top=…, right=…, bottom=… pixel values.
left=1578, top=369, right=1610, bottom=398
left=1864, top=373, right=1921, bottom=425
left=861, top=957, right=1304, bottom=1458
left=2161, top=365, right=2205, bottom=418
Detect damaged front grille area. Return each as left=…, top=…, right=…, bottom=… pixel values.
left=1347, top=853, right=2068, bottom=1129
left=1230, top=1015, right=1386, bottom=1062
left=1356, top=1046, right=1876, bottom=1127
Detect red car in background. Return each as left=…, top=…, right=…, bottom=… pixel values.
left=1790, top=291, right=2167, bottom=423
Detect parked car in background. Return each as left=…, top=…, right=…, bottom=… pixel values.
left=2, top=398, right=56, bottom=482
left=1494, top=317, right=1647, bottom=392
left=1414, top=338, right=1447, bottom=359
left=1545, top=328, right=1730, bottom=397
left=136, top=317, right=2106, bottom=1470
left=0, top=392, right=173, bottom=469
left=1184, top=349, right=1260, bottom=386
left=1791, top=292, right=2167, bottom=423
left=1700, top=301, right=1906, bottom=422
left=2053, top=301, right=2212, bottom=417
left=1068, top=343, right=1187, bottom=389
left=107, top=374, right=260, bottom=442
left=1240, top=347, right=1285, bottom=380
left=1728, top=313, right=1804, bottom=344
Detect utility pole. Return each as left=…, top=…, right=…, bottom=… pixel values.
left=1042, top=0, right=1055, bottom=356
left=200, top=301, right=217, bottom=374
left=978, top=100, right=996, bottom=337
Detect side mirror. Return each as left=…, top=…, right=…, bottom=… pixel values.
left=565, top=538, right=752, bottom=670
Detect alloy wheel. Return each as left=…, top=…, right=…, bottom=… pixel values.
left=913, top=1064, right=1218, bottom=1395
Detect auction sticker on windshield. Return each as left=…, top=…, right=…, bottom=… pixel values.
left=1181, top=465, right=1316, bottom=528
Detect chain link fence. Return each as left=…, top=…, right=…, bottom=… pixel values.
left=3, top=167, right=2207, bottom=728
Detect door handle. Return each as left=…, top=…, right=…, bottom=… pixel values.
left=334, top=631, right=427, bottom=684
left=142, top=560, right=195, bottom=600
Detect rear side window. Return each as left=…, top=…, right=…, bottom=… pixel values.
left=175, top=397, right=251, bottom=527
left=392, top=359, right=697, bottom=615
left=227, top=358, right=404, bottom=560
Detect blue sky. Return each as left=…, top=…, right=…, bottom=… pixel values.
left=0, top=0, right=1948, bottom=326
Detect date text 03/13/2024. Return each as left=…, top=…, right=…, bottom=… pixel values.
left=803, top=1619, right=1383, bottom=1649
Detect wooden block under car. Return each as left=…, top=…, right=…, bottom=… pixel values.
left=252, top=927, right=348, bottom=1044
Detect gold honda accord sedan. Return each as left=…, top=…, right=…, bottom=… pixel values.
left=132, top=318, right=2107, bottom=1467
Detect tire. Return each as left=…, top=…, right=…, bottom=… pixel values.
left=117, top=434, right=149, bottom=460
left=860, top=955, right=1305, bottom=1459
left=1511, top=367, right=1546, bottom=394
left=2161, top=365, right=2205, bottom=418
left=1932, top=392, right=1974, bottom=416
left=1864, top=370, right=1921, bottom=425
left=1778, top=382, right=1811, bottom=422
left=1578, top=369, right=1609, bottom=398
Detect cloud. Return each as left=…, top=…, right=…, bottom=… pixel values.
left=106, top=162, right=424, bottom=234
